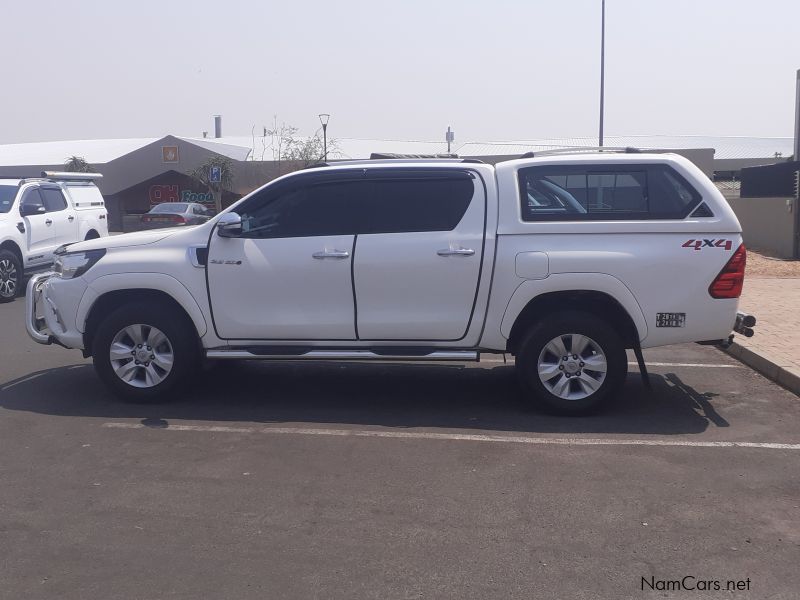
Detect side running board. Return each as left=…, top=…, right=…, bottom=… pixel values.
left=206, top=349, right=479, bottom=362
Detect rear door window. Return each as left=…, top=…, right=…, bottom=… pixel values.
left=41, top=188, right=68, bottom=212
left=361, top=171, right=475, bottom=234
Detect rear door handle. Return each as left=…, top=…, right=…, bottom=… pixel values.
left=437, top=247, right=475, bottom=257
left=312, top=250, right=350, bottom=259
left=45, top=219, right=53, bottom=226
left=67, top=215, right=75, bottom=222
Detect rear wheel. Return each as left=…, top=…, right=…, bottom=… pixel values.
left=92, top=303, right=199, bottom=402
left=0, top=249, right=21, bottom=303
left=515, top=311, right=627, bottom=415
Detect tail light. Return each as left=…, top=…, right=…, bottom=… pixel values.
left=171, top=215, right=186, bottom=224
left=709, top=244, right=746, bottom=299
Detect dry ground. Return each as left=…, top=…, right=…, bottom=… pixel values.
left=746, top=248, right=800, bottom=278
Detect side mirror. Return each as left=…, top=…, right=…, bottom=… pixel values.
left=20, top=204, right=46, bottom=217
left=216, top=212, right=243, bottom=237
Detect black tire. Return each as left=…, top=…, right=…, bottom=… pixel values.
left=92, top=302, right=199, bottom=402
left=515, top=310, right=627, bottom=415
left=85, top=230, right=100, bottom=241
left=0, top=249, right=22, bottom=304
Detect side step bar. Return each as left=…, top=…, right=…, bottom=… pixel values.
left=206, top=349, right=479, bottom=362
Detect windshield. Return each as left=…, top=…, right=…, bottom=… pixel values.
left=0, top=185, right=16, bottom=213
left=150, top=203, right=188, bottom=213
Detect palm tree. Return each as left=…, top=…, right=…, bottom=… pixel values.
left=64, top=156, right=93, bottom=172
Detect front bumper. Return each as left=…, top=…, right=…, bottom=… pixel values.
left=26, top=272, right=54, bottom=344
left=25, top=272, right=85, bottom=349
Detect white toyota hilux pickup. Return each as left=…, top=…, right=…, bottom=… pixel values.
left=1, top=172, right=108, bottom=302
left=26, top=152, right=754, bottom=414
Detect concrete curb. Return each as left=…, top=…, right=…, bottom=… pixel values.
left=723, top=342, right=800, bottom=396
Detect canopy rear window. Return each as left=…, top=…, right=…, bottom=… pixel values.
left=518, top=164, right=702, bottom=221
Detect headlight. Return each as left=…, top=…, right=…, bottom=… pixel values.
left=53, top=249, right=106, bottom=279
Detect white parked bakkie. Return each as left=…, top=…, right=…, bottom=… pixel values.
left=0, top=172, right=108, bottom=302
left=26, top=151, right=754, bottom=414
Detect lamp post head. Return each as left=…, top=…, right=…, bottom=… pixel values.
left=319, top=113, right=330, bottom=127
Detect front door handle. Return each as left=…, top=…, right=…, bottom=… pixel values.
left=45, top=219, right=53, bottom=226
left=437, top=247, right=475, bottom=257
left=67, top=215, right=75, bottom=222
left=312, top=250, right=350, bottom=259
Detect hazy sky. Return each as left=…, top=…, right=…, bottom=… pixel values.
left=2, top=0, right=799, bottom=144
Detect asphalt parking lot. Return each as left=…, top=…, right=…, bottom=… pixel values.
left=1, top=296, right=799, bottom=600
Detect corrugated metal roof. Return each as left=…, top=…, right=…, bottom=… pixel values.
left=0, top=136, right=253, bottom=167
left=207, top=136, right=450, bottom=161
left=0, top=134, right=791, bottom=167
left=0, top=138, right=159, bottom=166
left=175, top=137, right=252, bottom=161
left=456, top=135, right=794, bottom=160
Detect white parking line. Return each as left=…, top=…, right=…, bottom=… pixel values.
left=102, top=422, right=800, bottom=451
left=629, top=362, right=741, bottom=368
left=479, top=358, right=741, bottom=368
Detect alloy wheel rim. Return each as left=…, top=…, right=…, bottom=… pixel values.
left=0, top=259, right=17, bottom=298
left=537, top=333, right=608, bottom=400
left=109, top=324, right=174, bottom=388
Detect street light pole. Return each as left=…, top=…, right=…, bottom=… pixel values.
left=599, top=0, right=605, bottom=148
left=319, top=113, right=330, bottom=161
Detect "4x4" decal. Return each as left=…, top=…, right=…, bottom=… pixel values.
left=682, top=239, right=732, bottom=251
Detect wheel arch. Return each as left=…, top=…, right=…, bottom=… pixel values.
left=84, top=229, right=100, bottom=240
left=0, top=240, right=23, bottom=266
left=506, top=288, right=644, bottom=355
left=80, top=277, right=207, bottom=356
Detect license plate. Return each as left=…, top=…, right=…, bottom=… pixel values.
left=656, top=312, right=686, bottom=328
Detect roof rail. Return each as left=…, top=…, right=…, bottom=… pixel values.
left=369, top=153, right=459, bottom=160
left=304, top=156, right=483, bottom=169
left=41, top=171, right=103, bottom=181
left=519, top=146, right=643, bottom=158
left=11, top=171, right=105, bottom=186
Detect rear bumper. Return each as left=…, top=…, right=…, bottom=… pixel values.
left=733, top=311, right=756, bottom=338
left=696, top=311, right=756, bottom=349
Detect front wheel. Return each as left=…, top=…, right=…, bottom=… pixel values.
left=92, top=303, right=199, bottom=402
left=515, top=311, right=627, bottom=415
left=0, top=249, right=21, bottom=303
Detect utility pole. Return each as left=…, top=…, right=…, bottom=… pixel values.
left=794, top=69, right=799, bottom=160
left=446, top=126, right=455, bottom=153
left=599, top=0, right=606, bottom=148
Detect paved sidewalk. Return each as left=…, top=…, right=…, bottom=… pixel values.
left=725, top=277, right=800, bottom=395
